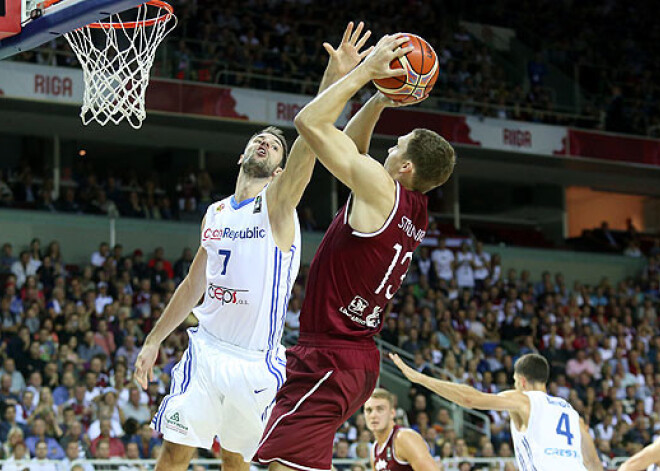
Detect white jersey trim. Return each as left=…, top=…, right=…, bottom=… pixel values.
left=392, top=428, right=410, bottom=465
left=258, top=457, right=330, bottom=471
left=348, top=181, right=401, bottom=238
left=257, top=370, right=334, bottom=450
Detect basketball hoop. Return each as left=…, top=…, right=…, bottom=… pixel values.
left=59, top=0, right=177, bottom=129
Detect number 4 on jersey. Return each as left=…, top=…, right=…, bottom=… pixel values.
left=556, top=413, right=574, bottom=445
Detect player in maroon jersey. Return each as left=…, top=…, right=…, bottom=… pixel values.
left=366, top=389, right=438, bottom=471
left=256, top=33, right=456, bottom=471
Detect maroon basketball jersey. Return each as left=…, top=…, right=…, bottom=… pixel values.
left=300, top=182, right=428, bottom=339
left=372, top=425, right=412, bottom=471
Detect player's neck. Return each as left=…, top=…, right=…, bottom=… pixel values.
left=374, top=423, right=395, bottom=446
left=235, top=171, right=269, bottom=203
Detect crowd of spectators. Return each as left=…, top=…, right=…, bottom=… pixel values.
left=0, top=228, right=658, bottom=469
left=457, top=0, right=660, bottom=137
left=12, top=0, right=620, bottom=133
left=0, top=164, right=221, bottom=223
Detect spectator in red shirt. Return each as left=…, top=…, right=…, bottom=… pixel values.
left=147, top=247, right=173, bottom=279
left=90, top=419, right=125, bottom=458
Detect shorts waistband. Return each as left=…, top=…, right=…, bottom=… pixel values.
left=297, top=332, right=377, bottom=350
left=193, top=325, right=281, bottom=360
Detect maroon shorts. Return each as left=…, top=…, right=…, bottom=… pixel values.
left=255, top=333, right=380, bottom=471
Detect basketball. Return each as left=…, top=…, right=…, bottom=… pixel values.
left=373, top=33, right=439, bottom=103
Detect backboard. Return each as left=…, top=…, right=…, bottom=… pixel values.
left=0, top=0, right=143, bottom=59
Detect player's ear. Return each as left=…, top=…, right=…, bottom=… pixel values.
left=238, top=154, right=245, bottom=165
left=400, top=160, right=414, bottom=174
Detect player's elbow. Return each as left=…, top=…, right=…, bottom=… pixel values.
left=294, top=109, right=314, bottom=134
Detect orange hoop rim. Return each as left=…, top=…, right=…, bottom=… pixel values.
left=88, top=0, right=174, bottom=29
left=41, top=0, right=174, bottom=29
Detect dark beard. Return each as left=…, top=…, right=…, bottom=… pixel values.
left=242, top=156, right=276, bottom=178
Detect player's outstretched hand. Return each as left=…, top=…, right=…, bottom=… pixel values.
left=361, top=34, right=414, bottom=80
left=134, top=342, right=159, bottom=390
left=323, top=21, right=373, bottom=78
left=389, top=352, right=422, bottom=383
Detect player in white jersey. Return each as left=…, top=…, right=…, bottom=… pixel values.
left=618, top=440, right=660, bottom=470
left=391, top=352, right=603, bottom=471
left=133, top=22, right=374, bottom=471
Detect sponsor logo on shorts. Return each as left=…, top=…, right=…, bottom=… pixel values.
left=339, top=295, right=382, bottom=329
left=207, top=283, right=249, bottom=305
left=165, top=411, right=188, bottom=435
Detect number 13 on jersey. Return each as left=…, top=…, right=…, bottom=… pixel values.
left=375, top=243, right=413, bottom=299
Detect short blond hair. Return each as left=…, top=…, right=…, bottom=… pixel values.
left=369, top=388, right=394, bottom=408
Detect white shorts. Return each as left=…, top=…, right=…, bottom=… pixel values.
left=151, top=326, right=286, bottom=460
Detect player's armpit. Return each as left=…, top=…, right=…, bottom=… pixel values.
left=394, top=429, right=437, bottom=471
left=295, top=119, right=394, bottom=210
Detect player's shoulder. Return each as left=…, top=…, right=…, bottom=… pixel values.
left=393, top=427, right=429, bottom=461
left=393, top=427, right=425, bottom=448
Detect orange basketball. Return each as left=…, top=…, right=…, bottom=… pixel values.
left=373, top=34, right=439, bottom=103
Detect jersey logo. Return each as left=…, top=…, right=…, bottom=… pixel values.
left=216, top=203, right=225, bottom=212
left=348, top=296, right=369, bottom=315
left=207, top=283, right=249, bottom=305
left=253, top=195, right=262, bottom=214
left=339, top=295, right=382, bottom=329
left=375, top=458, right=388, bottom=471
left=254, top=388, right=267, bottom=394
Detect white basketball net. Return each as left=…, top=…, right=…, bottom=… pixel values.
left=64, top=1, right=176, bottom=129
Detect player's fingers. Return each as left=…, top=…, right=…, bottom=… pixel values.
left=391, top=34, right=411, bottom=50
left=393, top=45, right=415, bottom=60
left=355, top=30, right=371, bottom=51
left=385, top=67, right=407, bottom=78
left=341, top=22, right=354, bottom=44
left=323, top=43, right=336, bottom=57
left=359, top=46, right=374, bottom=59
left=134, top=366, right=145, bottom=389
left=349, top=21, right=364, bottom=45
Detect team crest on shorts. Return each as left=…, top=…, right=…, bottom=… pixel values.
left=165, top=411, right=189, bottom=435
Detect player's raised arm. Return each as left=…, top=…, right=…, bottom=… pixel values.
left=618, top=439, right=660, bottom=471
left=267, top=22, right=371, bottom=246
left=389, top=353, right=529, bottom=414
left=395, top=428, right=439, bottom=471
left=134, top=217, right=207, bottom=389
left=294, top=34, right=414, bottom=205
left=343, top=92, right=426, bottom=155
left=579, top=418, right=604, bottom=471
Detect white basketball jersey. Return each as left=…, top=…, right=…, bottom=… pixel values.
left=511, top=391, right=587, bottom=471
left=192, top=186, right=301, bottom=352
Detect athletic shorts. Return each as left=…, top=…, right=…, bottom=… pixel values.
left=151, top=326, right=286, bottom=461
left=255, top=333, right=380, bottom=471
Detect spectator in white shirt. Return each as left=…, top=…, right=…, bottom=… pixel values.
left=416, top=246, right=433, bottom=280
left=90, top=242, right=110, bottom=267
left=10, top=251, right=38, bottom=289
left=30, top=441, right=58, bottom=471
left=94, top=283, right=113, bottom=315
left=472, top=241, right=491, bottom=292
left=285, top=298, right=301, bottom=332
left=453, top=241, right=475, bottom=289
left=431, top=237, right=454, bottom=282
left=120, top=387, right=151, bottom=424
left=595, top=414, right=615, bottom=441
